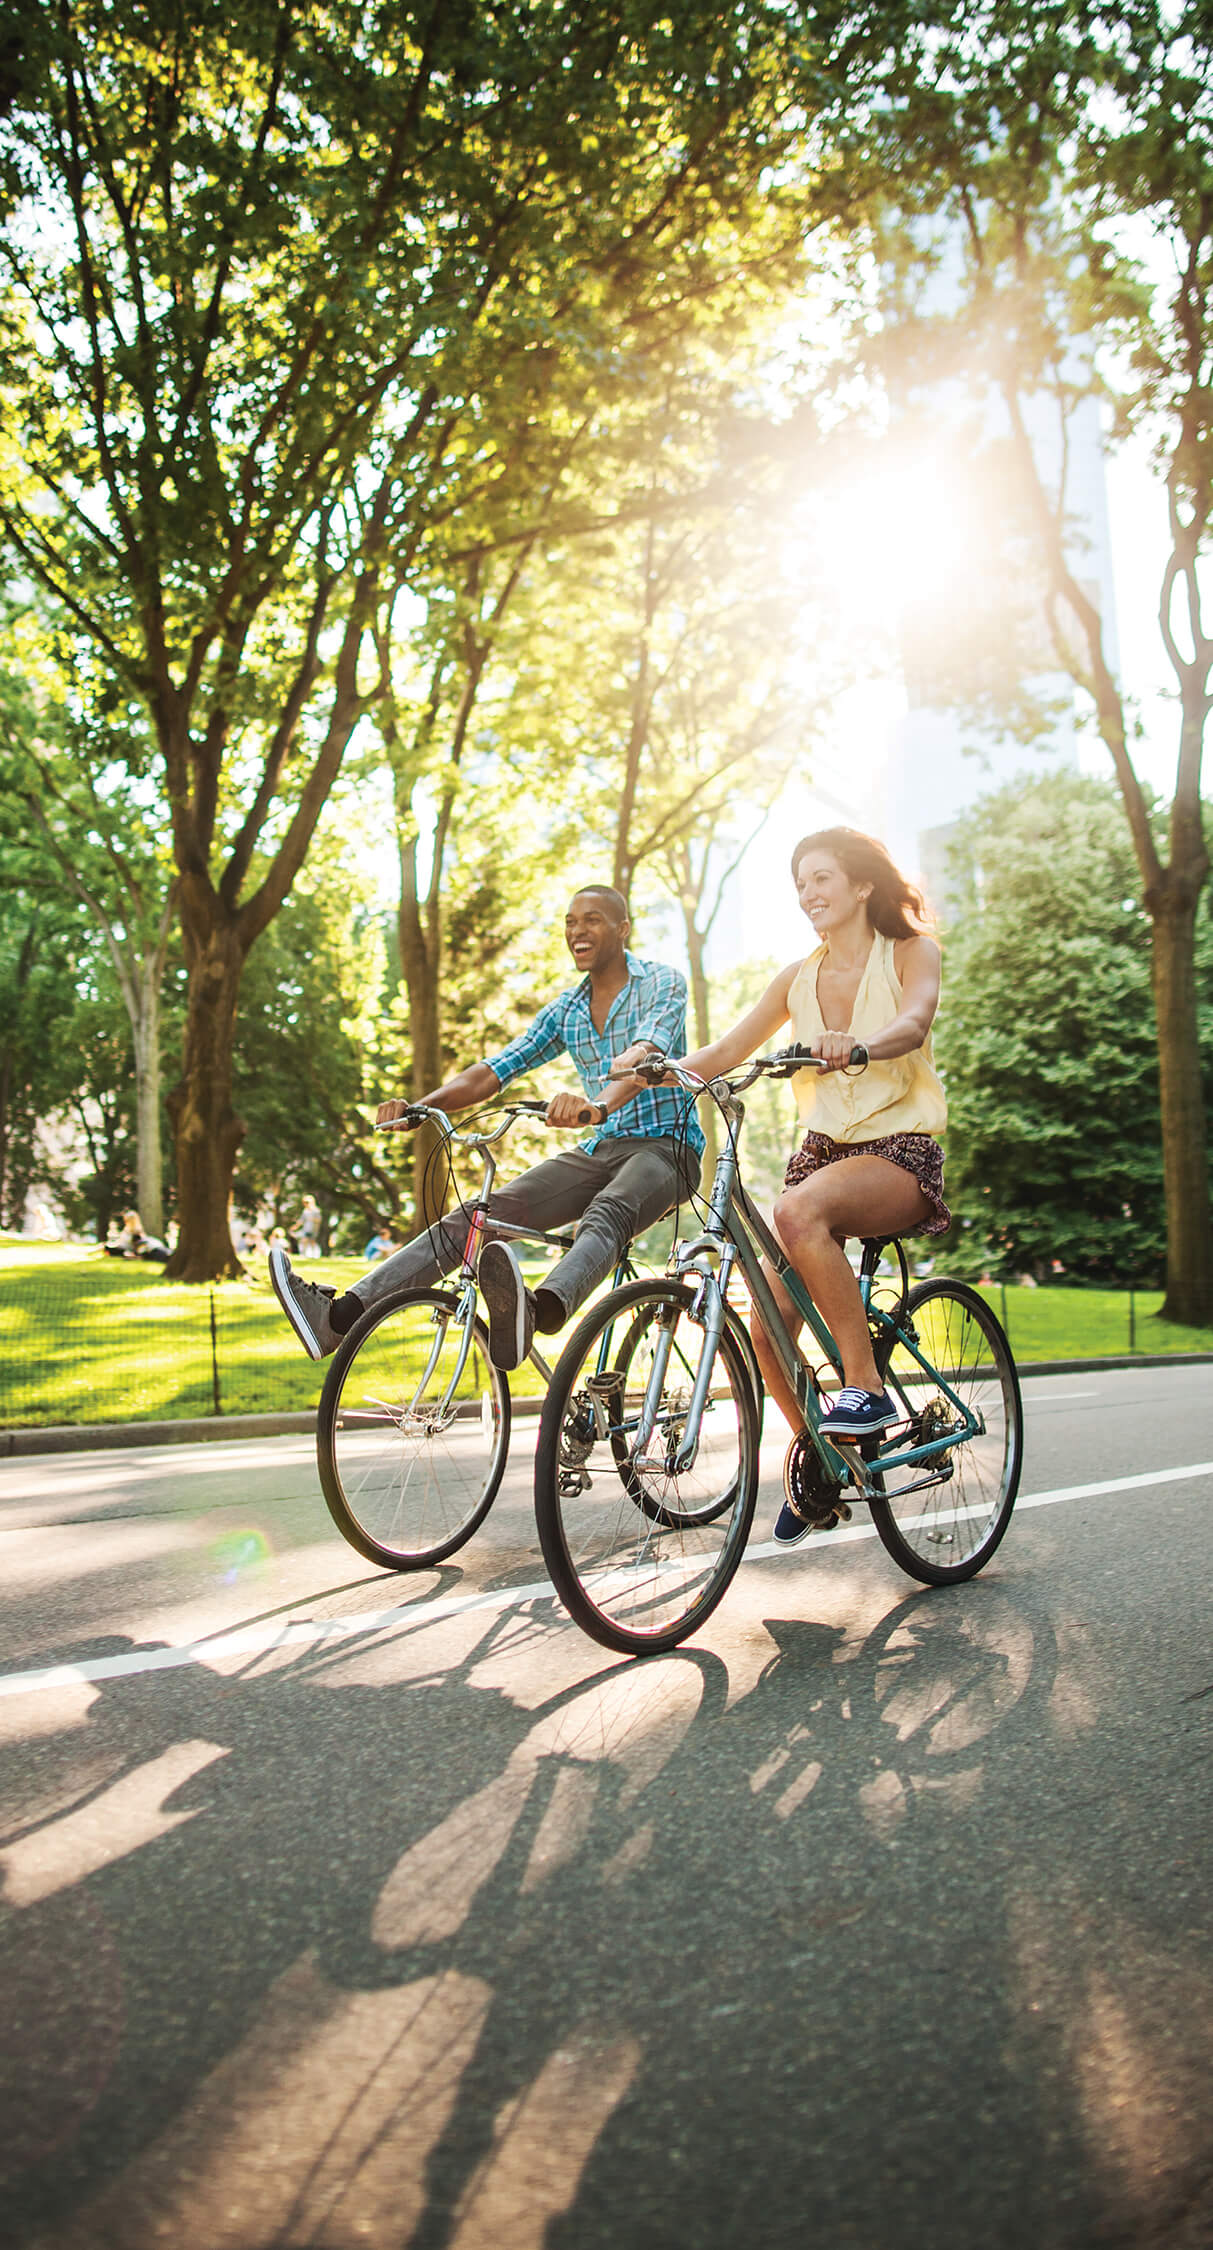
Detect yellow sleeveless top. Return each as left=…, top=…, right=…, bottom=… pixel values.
left=786, top=932, right=947, bottom=1143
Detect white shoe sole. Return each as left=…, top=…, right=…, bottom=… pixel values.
left=772, top=1512, right=818, bottom=1547
left=269, top=1245, right=324, bottom=1361
left=819, top=1410, right=898, bottom=1440
left=479, top=1244, right=529, bottom=1370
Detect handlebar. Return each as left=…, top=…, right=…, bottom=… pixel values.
left=632, top=1042, right=868, bottom=1093
left=376, top=1096, right=597, bottom=1144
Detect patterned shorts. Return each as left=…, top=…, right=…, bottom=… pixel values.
left=782, top=1130, right=952, bottom=1238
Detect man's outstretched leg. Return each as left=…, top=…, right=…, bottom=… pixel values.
left=270, top=1151, right=611, bottom=1361
left=269, top=1201, right=477, bottom=1362
left=478, top=1138, right=698, bottom=1368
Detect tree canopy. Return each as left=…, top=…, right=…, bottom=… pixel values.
left=0, top=0, right=834, bottom=1274
left=936, top=770, right=1213, bottom=1285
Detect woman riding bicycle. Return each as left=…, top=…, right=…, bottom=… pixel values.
left=617, top=828, right=949, bottom=1528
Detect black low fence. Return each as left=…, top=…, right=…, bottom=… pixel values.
left=1, top=1250, right=1210, bottom=1436
left=0, top=1254, right=345, bottom=1431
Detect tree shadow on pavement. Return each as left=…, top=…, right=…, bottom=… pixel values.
left=1, top=1573, right=1207, bottom=2250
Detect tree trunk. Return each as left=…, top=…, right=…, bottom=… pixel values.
left=131, top=961, right=165, bottom=1237
left=164, top=894, right=246, bottom=1282
left=396, top=811, right=450, bottom=1231
left=682, top=908, right=718, bottom=1178
left=0, top=1048, right=10, bottom=1225
left=1150, top=887, right=1213, bottom=1325
left=0, top=918, right=37, bottom=1227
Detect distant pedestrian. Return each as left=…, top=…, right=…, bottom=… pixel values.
left=295, top=1195, right=323, bottom=1258
left=107, top=1209, right=169, bottom=1262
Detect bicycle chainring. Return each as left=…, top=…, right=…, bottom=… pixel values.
left=784, top=1431, right=849, bottom=1527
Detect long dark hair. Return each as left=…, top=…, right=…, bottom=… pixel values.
left=790, top=828, right=929, bottom=940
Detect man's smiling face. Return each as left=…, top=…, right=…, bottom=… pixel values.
left=564, top=891, right=630, bottom=976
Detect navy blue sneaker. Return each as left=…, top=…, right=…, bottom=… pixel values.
left=819, top=1386, right=899, bottom=1440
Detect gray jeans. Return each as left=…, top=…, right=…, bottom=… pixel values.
left=350, top=1136, right=701, bottom=1325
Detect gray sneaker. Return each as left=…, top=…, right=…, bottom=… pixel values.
left=269, top=1245, right=342, bottom=1360
left=478, top=1240, right=536, bottom=1370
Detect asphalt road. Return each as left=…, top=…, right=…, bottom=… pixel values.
left=1, top=1364, right=1210, bottom=2250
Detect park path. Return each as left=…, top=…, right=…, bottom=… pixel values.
left=1, top=1364, right=1210, bottom=2249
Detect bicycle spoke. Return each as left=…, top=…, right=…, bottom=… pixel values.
left=318, top=1290, right=509, bottom=1568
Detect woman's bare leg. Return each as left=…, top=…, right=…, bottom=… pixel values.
left=772, top=1158, right=930, bottom=1394
left=749, top=1259, right=808, bottom=1434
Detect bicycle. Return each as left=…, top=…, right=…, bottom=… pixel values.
left=533, top=1048, right=1024, bottom=1655
left=316, top=1099, right=758, bottom=1570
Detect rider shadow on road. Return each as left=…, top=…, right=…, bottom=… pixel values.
left=1, top=1573, right=1191, bottom=2250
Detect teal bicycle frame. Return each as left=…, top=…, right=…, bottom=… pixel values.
left=659, top=1070, right=984, bottom=1497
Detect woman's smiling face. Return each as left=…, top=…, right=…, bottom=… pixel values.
left=793, top=848, right=872, bottom=937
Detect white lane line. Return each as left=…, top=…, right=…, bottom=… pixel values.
left=3, top=1457, right=1212, bottom=1703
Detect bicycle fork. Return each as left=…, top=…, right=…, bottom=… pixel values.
left=632, top=1267, right=728, bottom=1477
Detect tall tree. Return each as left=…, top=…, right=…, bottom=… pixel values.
left=848, top=0, right=1213, bottom=1320
left=0, top=616, right=174, bottom=1232
left=0, top=0, right=821, bottom=1277
left=228, top=837, right=389, bottom=1242
left=934, top=771, right=1200, bottom=1286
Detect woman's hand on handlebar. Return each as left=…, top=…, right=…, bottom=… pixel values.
left=608, top=1043, right=675, bottom=1085
left=811, top=1032, right=868, bottom=1074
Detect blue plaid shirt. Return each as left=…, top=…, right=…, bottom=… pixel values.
left=485, top=951, right=704, bottom=1159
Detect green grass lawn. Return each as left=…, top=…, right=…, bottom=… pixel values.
left=969, top=1280, right=1213, bottom=1363
left=0, top=1241, right=568, bottom=1427
left=1, top=1242, right=1210, bottom=1429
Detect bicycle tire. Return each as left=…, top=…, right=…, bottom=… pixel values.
left=867, top=1279, right=1023, bottom=1585
left=317, top=1287, right=510, bottom=1569
left=534, top=1279, right=760, bottom=1656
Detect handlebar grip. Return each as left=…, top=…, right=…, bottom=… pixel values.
left=377, top=1103, right=426, bottom=1130
left=769, top=1043, right=868, bottom=1074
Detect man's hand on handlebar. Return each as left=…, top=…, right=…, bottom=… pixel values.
left=376, top=1096, right=425, bottom=1130
left=545, top=1090, right=600, bottom=1129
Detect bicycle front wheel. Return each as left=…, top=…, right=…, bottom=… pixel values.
left=534, top=1281, right=760, bottom=1656
left=317, top=1288, right=510, bottom=1569
left=870, top=1279, right=1023, bottom=1584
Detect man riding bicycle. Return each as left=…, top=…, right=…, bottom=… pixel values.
left=270, top=885, right=703, bottom=1370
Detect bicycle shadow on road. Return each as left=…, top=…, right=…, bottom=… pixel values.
left=1, top=1571, right=1205, bottom=2250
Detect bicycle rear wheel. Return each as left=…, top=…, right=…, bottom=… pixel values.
left=534, top=1280, right=760, bottom=1656
left=317, top=1288, right=509, bottom=1569
left=869, top=1279, right=1022, bottom=1584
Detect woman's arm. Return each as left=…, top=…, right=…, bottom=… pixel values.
left=612, top=962, right=799, bottom=1083
left=813, top=935, right=941, bottom=1071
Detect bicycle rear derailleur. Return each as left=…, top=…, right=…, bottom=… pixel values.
left=556, top=1372, right=627, bottom=1497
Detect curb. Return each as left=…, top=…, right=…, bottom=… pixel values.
left=2, top=1355, right=1211, bottom=1458
left=1013, top=1351, right=1213, bottom=1378
left=0, top=1393, right=552, bottom=1457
